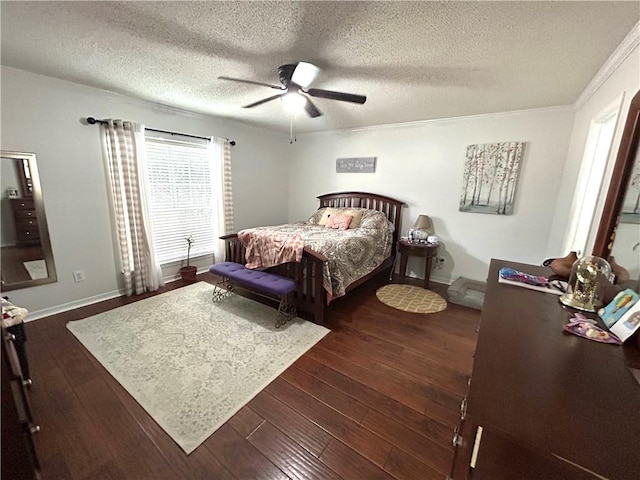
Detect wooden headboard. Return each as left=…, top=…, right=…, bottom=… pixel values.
left=317, top=191, right=405, bottom=248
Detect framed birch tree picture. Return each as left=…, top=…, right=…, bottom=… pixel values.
left=459, top=142, right=525, bottom=215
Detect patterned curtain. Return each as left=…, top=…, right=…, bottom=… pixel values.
left=211, top=137, right=234, bottom=264
left=222, top=139, right=235, bottom=234
left=101, top=120, right=164, bottom=295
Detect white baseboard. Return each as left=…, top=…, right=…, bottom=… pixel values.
left=399, top=272, right=453, bottom=286
left=429, top=274, right=453, bottom=286
left=26, top=266, right=213, bottom=322
left=26, top=266, right=450, bottom=321
left=25, top=289, right=124, bottom=322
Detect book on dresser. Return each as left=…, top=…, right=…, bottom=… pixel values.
left=497, top=267, right=567, bottom=295
left=609, top=301, right=640, bottom=343
left=598, top=289, right=640, bottom=328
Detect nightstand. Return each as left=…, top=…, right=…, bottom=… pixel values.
left=397, top=240, right=439, bottom=289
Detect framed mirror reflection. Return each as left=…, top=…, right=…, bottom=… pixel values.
left=1, top=151, right=57, bottom=291
left=594, top=89, right=640, bottom=287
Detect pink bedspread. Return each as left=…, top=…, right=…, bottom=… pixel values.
left=238, top=228, right=305, bottom=269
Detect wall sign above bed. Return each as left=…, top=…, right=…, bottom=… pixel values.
left=336, top=157, right=376, bottom=173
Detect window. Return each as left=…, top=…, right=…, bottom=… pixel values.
left=143, top=134, right=221, bottom=265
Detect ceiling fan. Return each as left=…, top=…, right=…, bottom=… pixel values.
left=218, top=62, right=366, bottom=118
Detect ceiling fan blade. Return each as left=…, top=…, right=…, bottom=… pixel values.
left=243, top=93, right=285, bottom=108
left=303, top=96, right=322, bottom=118
left=218, top=76, right=284, bottom=90
left=291, top=62, right=320, bottom=88
left=306, top=88, right=366, bottom=105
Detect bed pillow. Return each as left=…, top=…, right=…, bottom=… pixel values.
left=342, top=209, right=365, bottom=229
left=318, top=207, right=339, bottom=225
left=360, top=210, right=394, bottom=230
left=307, top=208, right=325, bottom=224
left=326, top=212, right=353, bottom=230
left=317, top=207, right=364, bottom=228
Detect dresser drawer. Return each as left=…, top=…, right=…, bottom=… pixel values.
left=16, top=227, right=40, bottom=243
left=16, top=217, right=38, bottom=229
left=11, top=199, right=35, bottom=211
left=13, top=209, right=36, bottom=220
left=11, top=198, right=37, bottom=220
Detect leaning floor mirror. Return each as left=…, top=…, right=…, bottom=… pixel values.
left=1, top=151, right=57, bottom=291
left=593, top=89, right=640, bottom=288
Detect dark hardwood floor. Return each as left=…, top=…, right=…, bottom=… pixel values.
left=24, top=272, right=480, bottom=480
left=2, top=245, right=46, bottom=284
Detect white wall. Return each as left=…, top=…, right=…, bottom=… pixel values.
left=549, top=36, right=640, bottom=257
left=0, top=160, right=20, bottom=246
left=1, top=67, right=290, bottom=317
left=3, top=24, right=637, bottom=317
left=287, top=107, right=574, bottom=284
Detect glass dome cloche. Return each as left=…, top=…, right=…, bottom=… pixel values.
left=559, top=255, right=613, bottom=312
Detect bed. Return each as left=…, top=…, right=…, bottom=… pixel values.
left=220, top=192, right=405, bottom=325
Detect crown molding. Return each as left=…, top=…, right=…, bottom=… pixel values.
left=299, top=105, right=573, bottom=138
left=574, top=21, right=640, bottom=111
left=1, top=65, right=283, bottom=136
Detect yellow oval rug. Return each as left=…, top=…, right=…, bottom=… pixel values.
left=376, top=284, right=447, bottom=313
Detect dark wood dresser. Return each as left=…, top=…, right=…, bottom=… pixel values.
left=10, top=198, right=40, bottom=246
left=2, top=324, right=39, bottom=479
left=451, top=259, right=640, bottom=480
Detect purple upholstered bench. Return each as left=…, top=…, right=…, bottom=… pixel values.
left=209, top=262, right=297, bottom=327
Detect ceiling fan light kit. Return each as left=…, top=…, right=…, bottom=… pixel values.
left=281, top=92, right=307, bottom=114
left=218, top=61, right=366, bottom=119
left=288, top=62, right=319, bottom=88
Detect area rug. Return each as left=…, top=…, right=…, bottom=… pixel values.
left=66, top=281, right=329, bottom=454
left=376, top=284, right=447, bottom=313
left=23, top=259, right=47, bottom=279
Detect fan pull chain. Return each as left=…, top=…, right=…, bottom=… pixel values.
left=289, top=116, right=297, bottom=144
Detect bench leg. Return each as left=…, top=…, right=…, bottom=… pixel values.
left=212, top=278, right=234, bottom=302
left=211, top=276, right=296, bottom=329
left=275, top=294, right=297, bottom=328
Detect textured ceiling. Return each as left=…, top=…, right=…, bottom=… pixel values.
left=1, top=1, right=638, bottom=133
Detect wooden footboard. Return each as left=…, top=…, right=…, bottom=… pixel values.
left=220, top=233, right=328, bottom=324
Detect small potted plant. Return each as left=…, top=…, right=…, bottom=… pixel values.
left=179, top=235, right=197, bottom=282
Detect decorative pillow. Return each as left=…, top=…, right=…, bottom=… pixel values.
left=326, top=212, right=354, bottom=231
left=307, top=208, right=325, bottom=224
left=360, top=210, right=394, bottom=230
left=318, top=207, right=339, bottom=226
left=343, top=209, right=365, bottom=229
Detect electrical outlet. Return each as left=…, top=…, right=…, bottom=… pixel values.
left=73, top=270, right=85, bottom=283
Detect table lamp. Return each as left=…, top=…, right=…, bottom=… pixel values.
left=410, top=215, right=433, bottom=242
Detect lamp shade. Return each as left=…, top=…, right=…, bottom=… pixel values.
left=413, top=215, right=433, bottom=233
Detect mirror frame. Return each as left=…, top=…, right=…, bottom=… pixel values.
left=593, top=89, right=640, bottom=259
left=1, top=151, right=58, bottom=291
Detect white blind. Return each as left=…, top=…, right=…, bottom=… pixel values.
left=144, top=136, right=217, bottom=265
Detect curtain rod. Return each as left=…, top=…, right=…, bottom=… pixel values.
left=85, top=117, right=236, bottom=146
